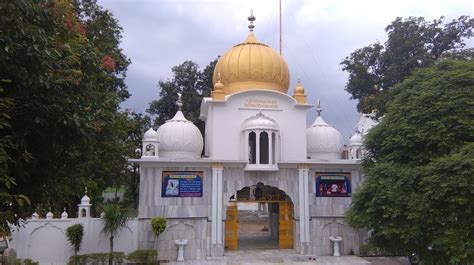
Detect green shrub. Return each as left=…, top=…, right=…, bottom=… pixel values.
left=150, top=217, right=167, bottom=237
left=67, top=252, right=124, bottom=265
left=359, top=244, right=370, bottom=256
left=127, top=249, right=157, bottom=264
left=15, top=259, right=39, bottom=265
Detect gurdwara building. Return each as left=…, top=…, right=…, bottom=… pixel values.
left=132, top=16, right=377, bottom=261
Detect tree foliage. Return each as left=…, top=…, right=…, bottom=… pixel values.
left=341, top=16, right=474, bottom=116
left=346, top=60, right=474, bottom=263
left=150, top=216, right=167, bottom=237
left=66, top=223, right=84, bottom=264
left=147, top=59, right=217, bottom=133
left=0, top=0, right=135, bottom=226
left=101, top=203, right=131, bottom=265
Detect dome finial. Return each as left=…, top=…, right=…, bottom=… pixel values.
left=176, top=93, right=183, bottom=111
left=316, top=99, right=322, bottom=116
left=84, top=186, right=88, bottom=195
left=248, top=9, right=256, bottom=32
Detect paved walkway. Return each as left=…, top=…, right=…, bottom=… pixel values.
left=167, top=249, right=373, bottom=265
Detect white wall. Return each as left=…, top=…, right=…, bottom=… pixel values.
left=10, top=217, right=138, bottom=265
left=202, top=90, right=311, bottom=162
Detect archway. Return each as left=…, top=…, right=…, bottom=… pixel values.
left=225, top=183, right=293, bottom=251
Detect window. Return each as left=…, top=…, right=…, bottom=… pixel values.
left=249, top=132, right=256, bottom=164
left=242, top=112, right=279, bottom=170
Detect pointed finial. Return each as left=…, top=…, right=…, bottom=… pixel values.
left=297, top=78, right=301, bottom=85
left=85, top=187, right=88, bottom=195
left=316, top=99, right=322, bottom=116
left=217, top=72, right=222, bottom=82
left=176, top=93, right=183, bottom=110
left=248, top=9, right=256, bottom=32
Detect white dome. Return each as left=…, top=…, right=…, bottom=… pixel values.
left=307, top=116, right=344, bottom=160
left=242, top=112, right=279, bottom=131
left=81, top=194, right=91, bottom=205
left=143, top=128, right=159, bottom=141
left=356, top=113, right=378, bottom=135
left=349, top=132, right=363, bottom=146
left=157, top=111, right=203, bottom=159
left=46, top=211, right=54, bottom=219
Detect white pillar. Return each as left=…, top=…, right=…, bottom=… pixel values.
left=211, top=164, right=224, bottom=245
left=211, top=166, right=218, bottom=244
left=298, top=166, right=310, bottom=242
left=244, top=131, right=249, bottom=162
left=303, top=168, right=310, bottom=241
left=256, top=130, right=260, bottom=164
left=268, top=130, right=272, bottom=165
left=216, top=166, right=223, bottom=244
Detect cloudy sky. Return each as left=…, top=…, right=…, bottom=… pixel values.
left=98, top=0, right=473, bottom=141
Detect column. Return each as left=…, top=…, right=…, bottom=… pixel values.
left=268, top=130, right=273, bottom=165
left=211, top=166, right=218, bottom=244
left=216, top=165, right=223, bottom=244
left=298, top=164, right=310, bottom=243
left=211, top=163, right=224, bottom=255
left=256, top=130, right=260, bottom=164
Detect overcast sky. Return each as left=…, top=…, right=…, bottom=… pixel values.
left=98, top=0, right=473, bottom=142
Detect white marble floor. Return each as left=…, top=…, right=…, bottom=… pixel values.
left=165, top=249, right=372, bottom=265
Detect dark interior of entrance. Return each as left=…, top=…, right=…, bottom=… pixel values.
left=225, top=183, right=293, bottom=251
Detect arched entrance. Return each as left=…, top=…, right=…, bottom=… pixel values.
left=225, top=183, right=294, bottom=251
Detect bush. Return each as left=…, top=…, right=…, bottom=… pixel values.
left=67, top=252, right=124, bottom=265
left=16, top=259, right=39, bottom=265
left=150, top=217, right=167, bottom=237
left=126, top=249, right=157, bottom=264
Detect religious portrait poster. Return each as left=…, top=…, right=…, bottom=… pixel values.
left=162, top=171, right=203, bottom=197
left=315, top=172, right=351, bottom=197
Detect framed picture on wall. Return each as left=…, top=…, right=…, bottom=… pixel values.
left=315, top=172, right=351, bottom=197
left=162, top=171, right=203, bottom=197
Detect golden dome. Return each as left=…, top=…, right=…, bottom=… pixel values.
left=212, top=32, right=290, bottom=96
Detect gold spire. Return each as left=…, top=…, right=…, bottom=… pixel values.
left=293, top=79, right=307, bottom=104
left=212, top=72, right=225, bottom=100
left=248, top=9, right=256, bottom=32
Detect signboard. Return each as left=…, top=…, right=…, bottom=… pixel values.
left=162, top=171, right=203, bottom=197
left=315, top=172, right=351, bottom=197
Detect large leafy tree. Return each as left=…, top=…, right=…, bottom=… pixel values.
left=346, top=59, right=474, bottom=263
left=147, top=59, right=217, bottom=133
left=0, top=0, right=132, bottom=224
left=341, top=16, right=474, bottom=116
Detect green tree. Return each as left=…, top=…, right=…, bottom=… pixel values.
left=341, top=16, right=474, bottom=116
left=101, top=203, right=130, bottom=265
left=123, top=112, right=151, bottom=208
left=147, top=59, right=217, bottom=133
left=346, top=59, right=474, bottom=263
left=0, top=0, right=133, bottom=219
left=66, top=223, right=84, bottom=265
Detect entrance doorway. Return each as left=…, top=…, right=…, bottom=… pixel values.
left=225, top=183, right=294, bottom=251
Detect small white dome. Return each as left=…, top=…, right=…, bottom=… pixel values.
left=81, top=194, right=91, bottom=205
left=307, top=116, right=344, bottom=160
left=356, top=113, right=378, bottom=135
left=349, top=132, right=363, bottom=146
left=61, top=209, right=68, bottom=219
left=242, top=112, right=279, bottom=131
left=157, top=111, right=203, bottom=159
left=46, top=211, right=54, bottom=219
left=143, top=128, right=159, bottom=141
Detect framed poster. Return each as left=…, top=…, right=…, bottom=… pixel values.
left=315, top=172, right=351, bottom=197
left=162, top=171, right=203, bottom=197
